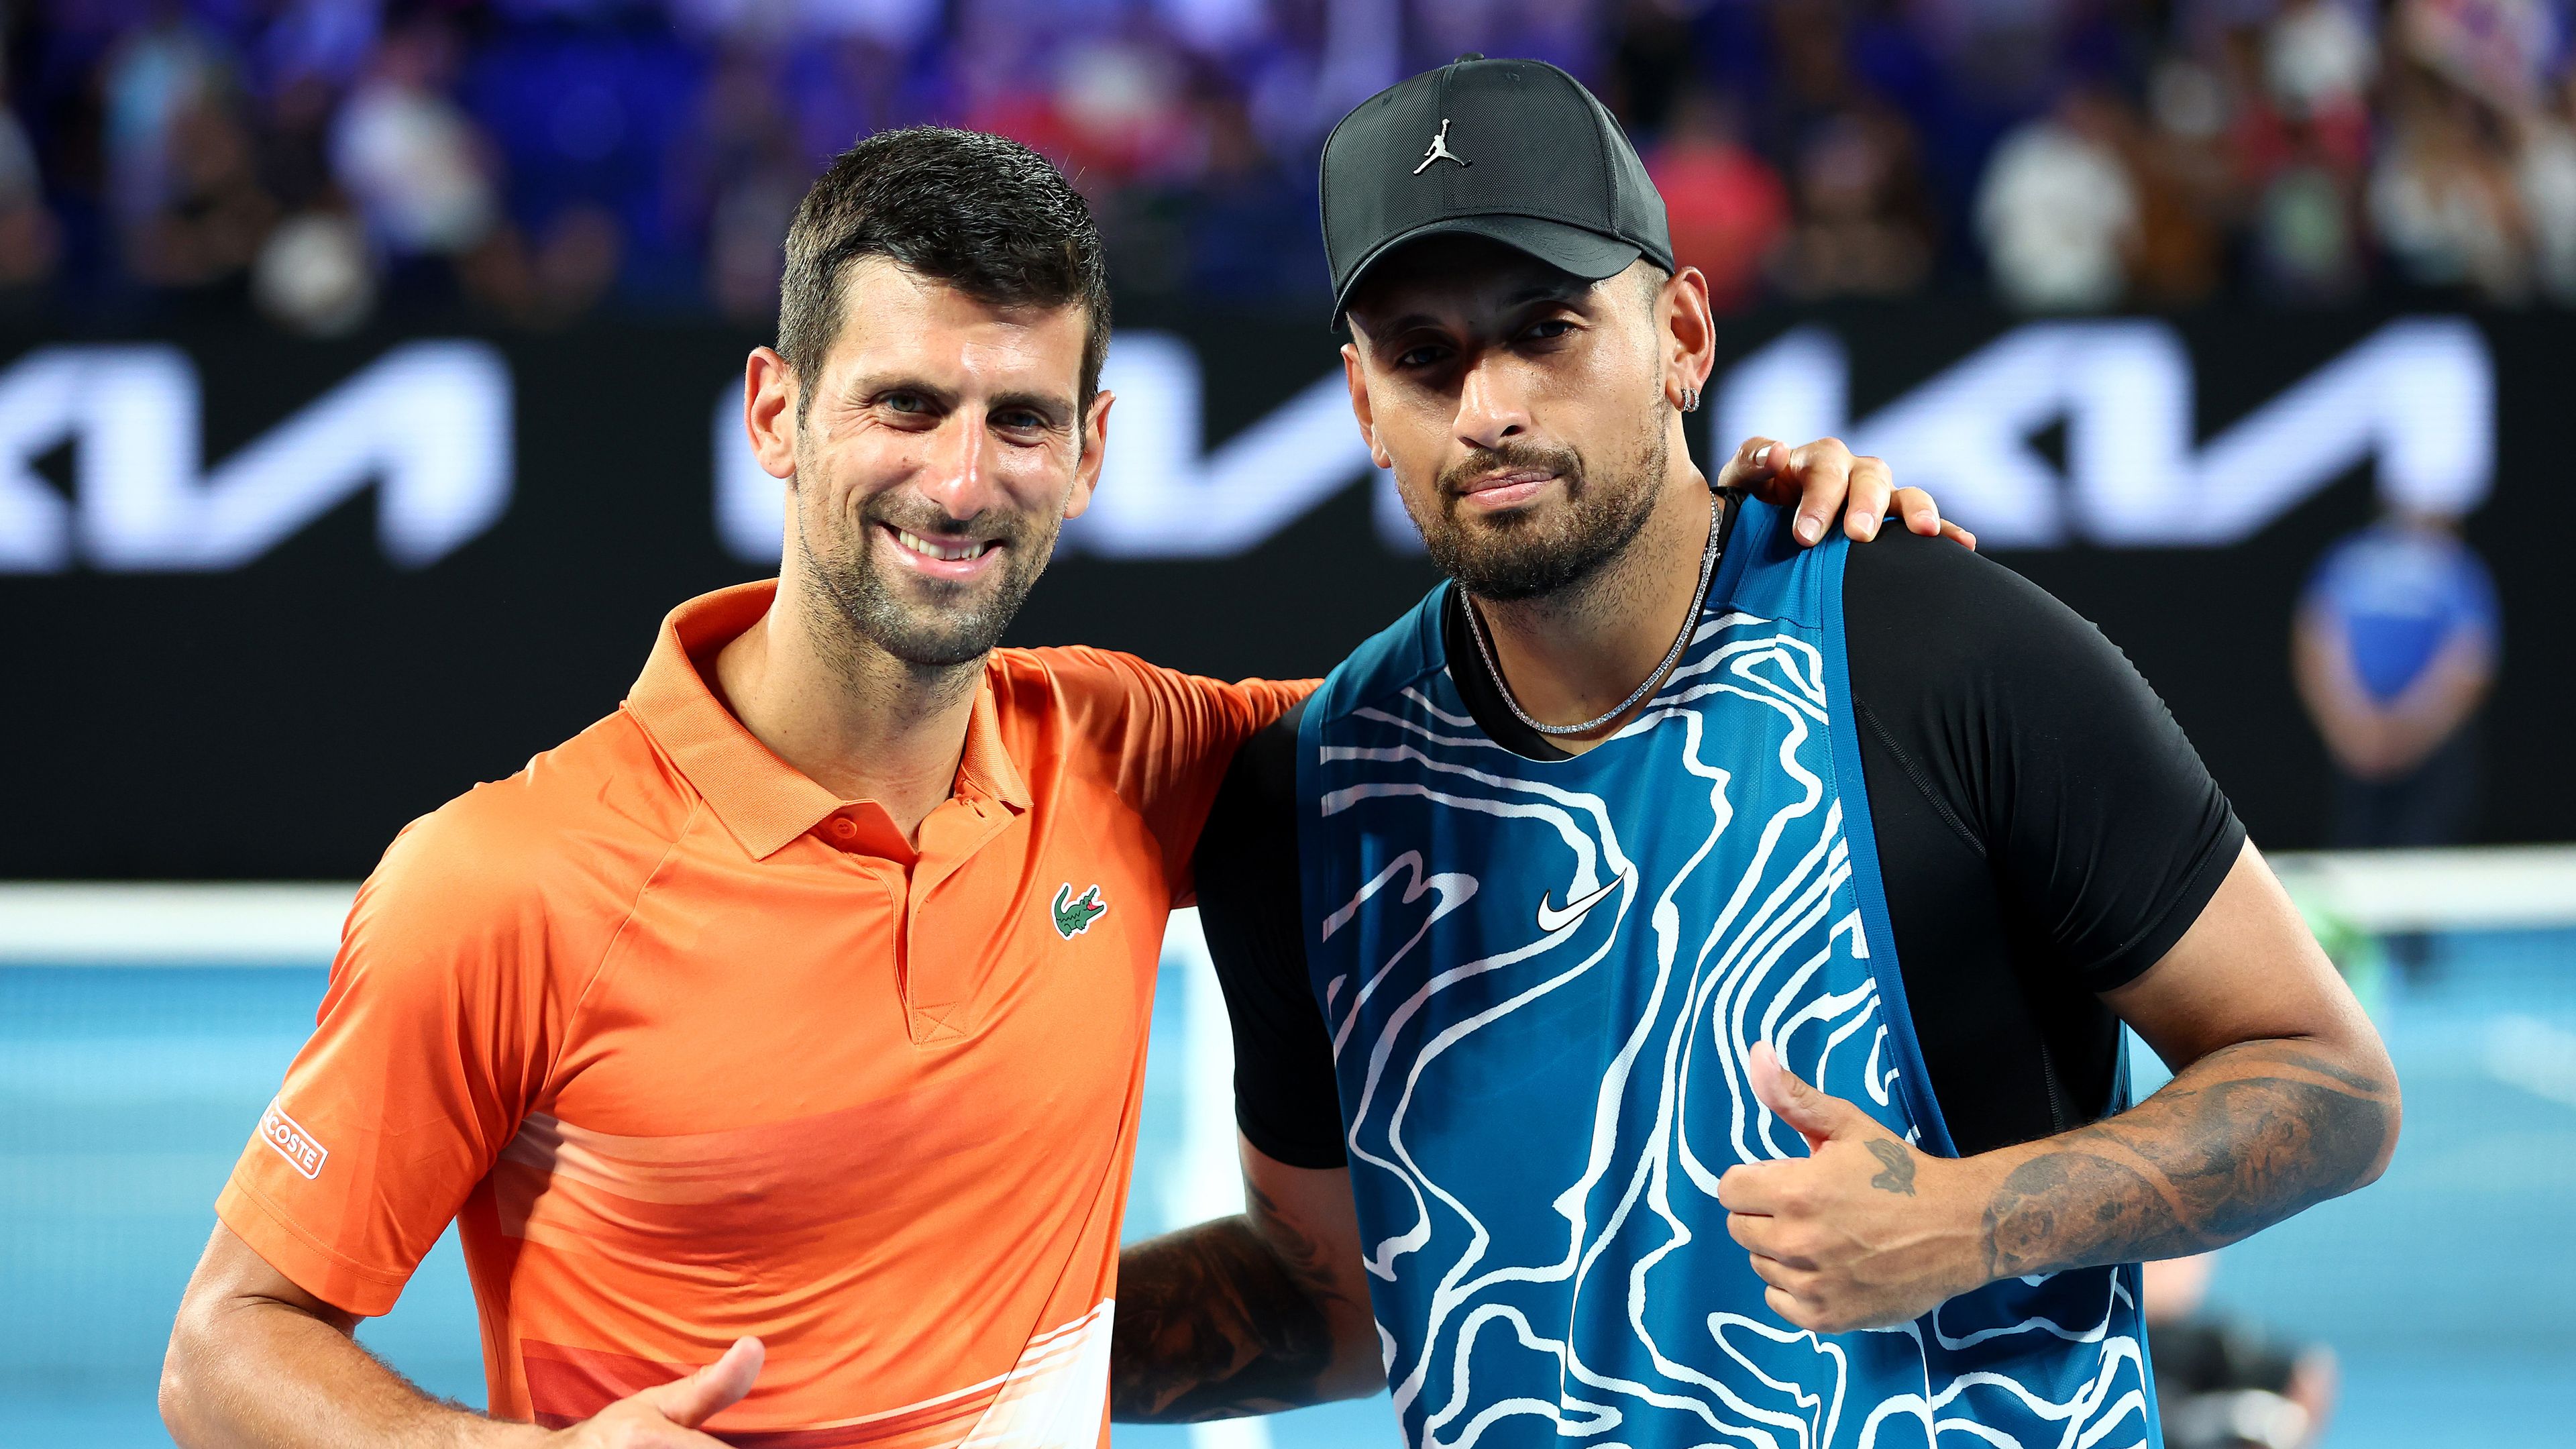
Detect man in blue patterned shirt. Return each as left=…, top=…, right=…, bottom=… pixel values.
left=1110, top=57, right=2400, bottom=1449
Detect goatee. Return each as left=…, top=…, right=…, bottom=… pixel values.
left=797, top=488, right=1058, bottom=669
left=1412, top=419, right=1669, bottom=604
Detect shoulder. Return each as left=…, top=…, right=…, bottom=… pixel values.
left=989, top=645, right=1313, bottom=737
left=1202, top=698, right=1307, bottom=852
left=354, top=710, right=687, bottom=973
left=1841, top=527, right=2081, bottom=633
left=1841, top=529, right=2141, bottom=696
left=1306, top=585, right=1450, bottom=729
left=987, top=643, right=1164, bottom=706
left=979, top=646, right=1160, bottom=773
left=985, top=647, right=1314, bottom=839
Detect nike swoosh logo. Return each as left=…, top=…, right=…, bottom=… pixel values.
left=1536, top=870, right=1630, bottom=934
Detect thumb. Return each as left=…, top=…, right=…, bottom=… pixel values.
left=1749, top=1042, right=1864, bottom=1151
left=639, top=1336, right=764, bottom=1429
left=1715, top=436, right=1784, bottom=500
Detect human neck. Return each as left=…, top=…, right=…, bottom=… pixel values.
left=714, top=571, right=983, bottom=845
left=1466, top=462, right=1715, bottom=757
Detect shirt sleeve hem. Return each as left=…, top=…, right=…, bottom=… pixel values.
left=2080, top=813, right=2251, bottom=994
left=214, top=1175, right=412, bottom=1318
left=1236, top=1107, right=1350, bottom=1172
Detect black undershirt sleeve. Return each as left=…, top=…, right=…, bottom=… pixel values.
left=1191, top=519, right=2247, bottom=1168
left=1191, top=698, right=1349, bottom=1169
left=1842, top=530, right=2245, bottom=1153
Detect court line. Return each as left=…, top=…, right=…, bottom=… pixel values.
left=11, top=847, right=2576, bottom=966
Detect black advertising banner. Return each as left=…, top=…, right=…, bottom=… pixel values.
left=6, top=303, right=2567, bottom=878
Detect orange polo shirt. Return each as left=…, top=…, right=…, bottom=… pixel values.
left=215, top=581, right=1311, bottom=1446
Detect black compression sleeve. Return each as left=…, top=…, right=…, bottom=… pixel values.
left=1189, top=700, right=1350, bottom=1169
left=1843, top=531, right=2245, bottom=994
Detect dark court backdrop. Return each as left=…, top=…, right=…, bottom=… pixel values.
left=7, top=302, right=2567, bottom=878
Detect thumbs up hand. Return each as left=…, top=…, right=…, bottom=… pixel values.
left=1715, top=1044, right=1988, bottom=1334
left=540, top=1336, right=764, bottom=1448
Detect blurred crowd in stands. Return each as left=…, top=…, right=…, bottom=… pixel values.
left=7, top=0, right=2575, bottom=333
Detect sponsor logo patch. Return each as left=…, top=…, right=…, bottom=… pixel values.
left=1536, top=868, right=1631, bottom=934
left=1413, top=118, right=1469, bottom=174
left=1052, top=882, right=1109, bottom=940
left=258, top=1098, right=330, bottom=1180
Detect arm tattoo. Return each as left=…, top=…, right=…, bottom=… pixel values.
left=1110, top=1183, right=1349, bottom=1422
left=1982, top=1040, right=2396, bottom=1279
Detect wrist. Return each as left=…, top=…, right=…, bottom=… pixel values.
left=1935, top=1148, right=2018, bottom=1296
left=461, top=1420, right=555, bottom=1449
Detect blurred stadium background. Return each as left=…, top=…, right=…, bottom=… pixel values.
left=3, top=0, right=2574, bottom=1444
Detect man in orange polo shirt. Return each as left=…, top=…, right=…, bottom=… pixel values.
left=160, top=127, right=1947, bottom=1449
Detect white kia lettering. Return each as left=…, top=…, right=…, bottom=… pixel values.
left=690, top=316, right=2487, bottom=561
left=1717, top=317, right=2493, bottom=548
left=0, top=341, right=512, bottom=574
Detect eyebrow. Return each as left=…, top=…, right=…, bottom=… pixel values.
left=985, top=388, right=1076, bottom=425
left=845, top=375, right=1075, bottom=425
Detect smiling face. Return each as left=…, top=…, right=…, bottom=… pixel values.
left=1344, top=236, right=1675, bottom=602
left=771, top=256, right=1108, bottom=668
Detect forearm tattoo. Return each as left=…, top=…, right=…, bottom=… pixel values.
left=1982, top=1040, right=2396, bottom=1279
left=1110, top=1184, right=1346, bottom=1422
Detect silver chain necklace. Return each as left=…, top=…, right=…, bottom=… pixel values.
left=1462, top=490, right=1723, bottom=738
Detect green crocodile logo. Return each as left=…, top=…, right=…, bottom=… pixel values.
left=1051, top=883, right=1108, bottom=941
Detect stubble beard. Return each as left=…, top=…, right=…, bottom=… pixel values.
left=794, top=476, right=1059, bottom=672
left=1411, top=403, right=1672, bottom=605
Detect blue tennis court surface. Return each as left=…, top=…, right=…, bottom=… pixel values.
left=3, top=926, right=2569, bottom=1448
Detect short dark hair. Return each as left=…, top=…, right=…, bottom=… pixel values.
left=777, top=127, right=1112, bottom=423
left=1635, top=261, right=1670, bottom=310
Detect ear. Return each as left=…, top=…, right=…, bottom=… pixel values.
left=1658, top=266, right=1717, bottom=414
left=1342, top=342, right=1391, bottom=470
left=1064, top=388, right=1114, bottom=521
left=744, top=347, right=799, bottom=482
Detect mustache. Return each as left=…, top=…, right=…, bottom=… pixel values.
left=859, top=495, right=1032, bottom=547
left=1438, top=443, right=1586, bottom=498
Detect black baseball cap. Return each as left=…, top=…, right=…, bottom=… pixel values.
left=1320, top=54, right=1674, bottom=327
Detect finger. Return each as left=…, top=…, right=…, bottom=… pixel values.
left=1765, top=1284, right=1823, bottom=1332
left=1748, top=1042, right=1864, bottom=1149
left=640, top=1336, right=765, bottom=1429
left=1843, top=458, right=1892, bottom=541
left=1939, top=520, right=1977, bottom=551
left=1890, top=484, right=1941, bottom=539
left=1725, top=1208, right=1768, bottom=1252
left=1715, top=1159, right=1792, bottom=1214
left=1711, top=436, right=1784, bottom=498
left=1786, top=439, right=1852, bottom=547
left=1746, top=1249, right=1819, bottom=1296
left=1726, top=1210, right=1813, bottom=1267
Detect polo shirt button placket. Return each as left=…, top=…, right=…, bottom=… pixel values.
left=829, top=817, right=857, bottom=844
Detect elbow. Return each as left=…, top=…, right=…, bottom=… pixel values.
left=160, top=1288, right=234, bottom=1448
left=158, top=1316, right=206, bottom=1446
left=158, top=1370, right=198, bottom=1448
left=2334, top=1024, right=2404, bottom=1195
left=2355, top=1065, right=2403, bottom=1193
left=1319, top=1353, right=1389, bottom=1405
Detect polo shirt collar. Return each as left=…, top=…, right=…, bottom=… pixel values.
left=624, top=580, right=1031, bottom=861
left=957, top=682, right=1032, bottom=814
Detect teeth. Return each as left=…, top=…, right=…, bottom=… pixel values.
left=895, top=529, right=984, bottom=563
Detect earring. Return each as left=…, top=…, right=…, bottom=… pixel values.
left=1680, top=385, right=1700, bottom=414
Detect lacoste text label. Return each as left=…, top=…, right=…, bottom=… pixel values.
left=258, top=1099, right=329, bottom=1180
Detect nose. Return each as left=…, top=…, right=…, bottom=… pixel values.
left=913, top=408, right=1009, bottom=523
left=1454, top=356, right=1532, bottom=453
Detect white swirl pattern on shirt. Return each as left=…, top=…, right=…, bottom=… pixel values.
left=1308, top=607, right=2153, bottom=1449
